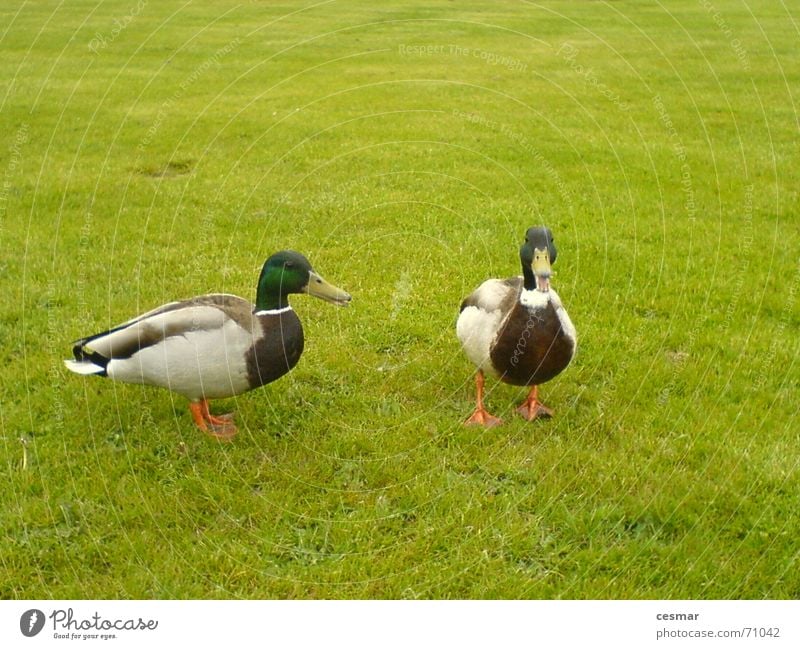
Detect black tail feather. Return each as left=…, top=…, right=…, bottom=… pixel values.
left=72, top=341, right=110, bottom=376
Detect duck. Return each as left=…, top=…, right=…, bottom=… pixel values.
left=64, top=250, right=351, bottom=440
left=456, top=226, right=576, bottom=426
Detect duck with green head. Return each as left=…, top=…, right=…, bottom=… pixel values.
left=64, top=250, right=351, bottom=439
left=456, top=226, right=576, bottom=426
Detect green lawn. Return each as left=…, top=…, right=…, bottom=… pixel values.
left=1, top=0, right=798, bottom=598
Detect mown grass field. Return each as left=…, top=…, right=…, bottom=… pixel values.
left=1, top=0, right=798, bottom=599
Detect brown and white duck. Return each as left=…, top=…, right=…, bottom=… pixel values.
left=456, top=227, right=576, bottom=426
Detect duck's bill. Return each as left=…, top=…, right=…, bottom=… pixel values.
left=532, top=247, right=552, bottom=293
left=305, top=271, right=352, bottom=306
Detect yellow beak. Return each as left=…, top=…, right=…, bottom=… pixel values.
left=304, top=271, right=352, bottom=306
left=532, top=247, right=552, bottom=292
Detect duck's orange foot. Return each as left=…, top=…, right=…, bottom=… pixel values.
left=190, top=400, right=238, bottom=441
left=516, top=387, right=553, bottom=421
left=206, top=412, right=235, bottom=426
left=207, top=420, right=238, bottom=440
left=516, top=400, right=553, bottom=421
left=464, top=408, right=503, bottom=428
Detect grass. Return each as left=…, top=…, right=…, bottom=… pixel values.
left=1, top=0, right=798, bottom=599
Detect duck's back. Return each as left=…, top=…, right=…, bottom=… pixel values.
left=100, top=294, right=261, bottom=399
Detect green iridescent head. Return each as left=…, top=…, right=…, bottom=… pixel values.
left=520, top=227, right=557, bottom=293
left=255, top=250, right=351, bottom=311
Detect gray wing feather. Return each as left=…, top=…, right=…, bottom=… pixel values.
left=459, top=277, right=522, bottom=313
left=74, top=294, right=253, bottom=361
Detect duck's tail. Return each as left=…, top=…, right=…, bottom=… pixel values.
left=63, top=359, right=105, bottom=375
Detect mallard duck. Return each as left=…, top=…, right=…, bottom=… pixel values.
left=456, top=226, right=576, bottom=426
left=64, top=250, right=351, bottom=439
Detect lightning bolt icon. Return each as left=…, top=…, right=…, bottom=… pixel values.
left=28, top=612, right=38, bottom=632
